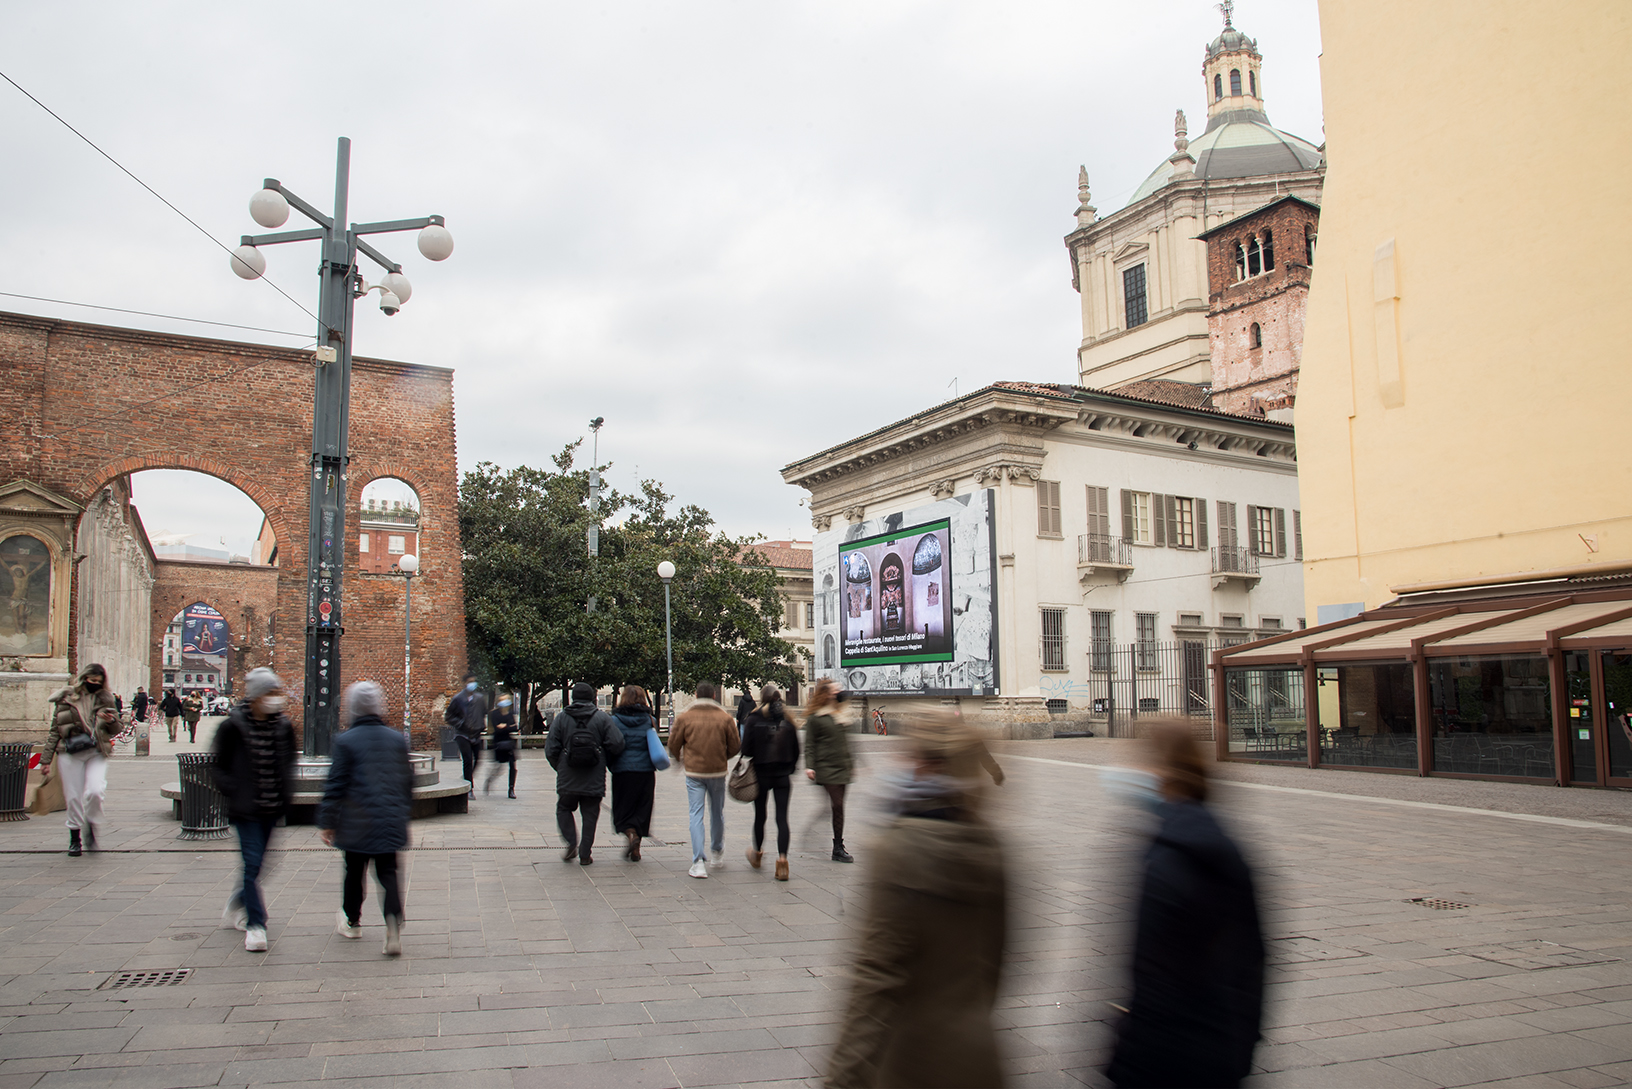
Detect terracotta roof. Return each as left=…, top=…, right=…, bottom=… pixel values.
left=1107, top=379, right=1216, bottom=410
left=743, top=541, right=814, bottom=570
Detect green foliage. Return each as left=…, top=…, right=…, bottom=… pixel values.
left=459, top=445, right=803, bottom=702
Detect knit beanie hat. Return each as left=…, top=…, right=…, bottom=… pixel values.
left=244, top=668, right=283, bottom=701
left=345, top=680, right=386, bottom=723
left=571, top=681, right=597, bottom=703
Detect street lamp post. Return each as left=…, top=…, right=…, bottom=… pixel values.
left=230, top=137, right=452, bottom=755
left=397, top=553, right=419, bottom=746
left=657, top=560, right=676, bottom=727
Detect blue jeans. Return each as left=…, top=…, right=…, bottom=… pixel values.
left=231, top=816, right=279, bottom=928
left=686, top=776, right=726, bottom=862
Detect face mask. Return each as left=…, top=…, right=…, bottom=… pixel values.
left=466, top=682, right=477, bottom=692
left=261, top=696, right=287, bottom=712
left=84, top=678, right=103, bottom=689
left=498, top=700, right=512, bottom=709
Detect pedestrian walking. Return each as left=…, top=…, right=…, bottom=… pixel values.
left=827, top=713, right=1007, bottom=1089
left=39, top=663, right=120, bottom=857
left=608, top=684, right=658, bottom=862
left=161, top=688, right=182, bottom=742
left=1105, top=721, right=1264, bottom=1089
left=210, top=668, right=296, bottom=953
left=182, top=692, right=202, bottom=743
left=545, top=681, right=624, bottom=865
left=444, top=673, right=486, bottom=798
left=741, top=683, right=800, bottom=881
left=318, top=681, right=412, bottom=957
left=484, top=692, right=519, bottom=798
left=131, top=686, right=149, bottom=726
left=668, top=682, right=739, bottom=878
left=803, top=680, right=855, bottom=863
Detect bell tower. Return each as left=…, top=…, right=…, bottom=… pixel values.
left=1203, top=2, right=1265, bottom=123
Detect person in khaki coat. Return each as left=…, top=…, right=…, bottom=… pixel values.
left=827, top=713, right=1007, bottom=1089
left=666, top=682, right=739, bottom=878
left=39, top=663, right=121, bottom=857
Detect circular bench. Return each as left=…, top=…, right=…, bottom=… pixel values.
left=161, top=750, right=471, bottom=823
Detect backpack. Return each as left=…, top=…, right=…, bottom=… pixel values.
left=567, top=717, right=602, bottom=768
left=766, top=717, right=799, bottom=765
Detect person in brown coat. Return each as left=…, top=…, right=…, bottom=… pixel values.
left=827, top=713, right=1007, bottom=1089
left=666, top=682, right=740, bottom=879
left=39, top=663, right=121, bottom=856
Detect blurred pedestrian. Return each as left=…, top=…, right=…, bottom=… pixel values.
left=545, top=681, right=624, bottom=865
left=39, top=663, right=120, bottom=857
left=803, top=680, right=855, bottom=863
left=182, top=691, right=202, bottom=743
left=132, top=686, right=149, bottom=726
left=484, top=692, right=519, bottom=798
left=1105, top=720, right=1264, bottom=1089
left=827, top=713, right=1006, bottom=1088
left=735, top=692, right=754, bottom=733
left=609, top=685, right=658, bottom=861
left=668, top=682, right=739, bottom=878
left=211, top=668, right=296, bottom=953
left=319, top=681, right=412, bottom=957
left=444, top=673, right=487, bottom=798
left=161, top=688, right=182, bottom=742
left=742, top=683, right=800, bottom=881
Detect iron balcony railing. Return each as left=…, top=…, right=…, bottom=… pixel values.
left=1211, top=546, right=1259, bottom=575
left=1078, top=533, right=1133, bottom=566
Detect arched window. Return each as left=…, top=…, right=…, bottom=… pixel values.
left=1234, top=241, right=1247, bottom=281
left=1214, top=73, right=1223, bottom=101
left=1247, top=235, right=1262, bottom=277
left=1230, top=69, right=1242, bottom=96
left=359, top=478, right=423, bottom=575
left=1249, top=70, right=1257, bottom=97
left=1305, top=224, right=1317, bottom=264
left=1250, top=322, right=1263, bottom=348
left=823, top=634, right=835, bottom=670
left=1262, top=228, right=1275, bottom=271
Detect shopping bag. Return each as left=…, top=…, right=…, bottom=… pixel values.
left=27, top=769, right=64, bottom=816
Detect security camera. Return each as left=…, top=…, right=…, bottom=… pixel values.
left=379, top=290, right=402, bottom=317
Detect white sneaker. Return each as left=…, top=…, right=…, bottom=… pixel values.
left=336, top=910, right=361, bottom=939
left=244, top=926, right=268, bottom=952
left=223, top=900, right=248, bottom=932
left=709, top=849, right=724, bottom=868
left=383, top=915, right=402, bottom=957
left=688, top=859, right=709, bottom=879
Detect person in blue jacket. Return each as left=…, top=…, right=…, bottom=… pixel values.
left=319, top=681, right=414, bottom=956
left=609, top=684, right=659, bottom=861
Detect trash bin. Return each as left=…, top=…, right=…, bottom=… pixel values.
left=440, top=723, right=460, bottom=761
left=0, top=743, right=32, bottom=822
left=176, top=752, right=230, bottom=840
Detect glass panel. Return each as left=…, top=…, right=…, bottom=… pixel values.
left=1602, top=652, right=1632, bottom=780
left=1316, top=663, right=1418, bottom=769
left=1224, top=666, right=1306, bottom=761
left=1429, top=655, right=1554, bottom=778
left=1566, top=651, right=1596, bottom=783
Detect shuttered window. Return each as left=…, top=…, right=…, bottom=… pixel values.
left=1246, top=505, right=1289, bottom=557
left=1040, top=608, right=1067, bottom=670
left=1293, top=509, right=1303, bottom=561
left=1217, top=501, right=1238, bottom=551
left=1086, top=486, right=1111, bottom=538
left=1037, top=480, right=1062, bottom=537
left=1122, top=490, right=1153, bottom=545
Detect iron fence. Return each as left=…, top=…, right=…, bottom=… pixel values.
left=1074, top=639, right=1220, bottom=738
left=1078, top=533, right=1133, bottom=566
left=1212, top=546, right=1259, bottom=575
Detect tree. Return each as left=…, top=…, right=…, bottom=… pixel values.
left=459, top=445, right=803, bottom=706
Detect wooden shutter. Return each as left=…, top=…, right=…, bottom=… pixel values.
left=1274, top=508, right=1287, bottom=558
left=1152, top=494, right=1167, bottom=547
left=1087, top=486, right=1110, bottom=538
left=1121, top=489, right=1134, bottom=541
left=1245, top=504, right=1260, bottom=554
left=1217, top=501, right=1236, bottom=551
left=1293, top=509, right=1303, bottom=561
left=1195, top=496, right=1208, bottom=549
left=1160, top=494, right=1178, bottom=548
left=1037, top=481, right=1061, bottom=536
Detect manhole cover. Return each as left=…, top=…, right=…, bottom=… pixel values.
left=1453, top=941, right=1621, bottom=971
left=1407, top=896, right=1472, bottom=910
left=101, top=969, right=192, bottom=990
left=169, top=933, right=204, bottom=941
left=1270, top=936, right=1370, bottom=965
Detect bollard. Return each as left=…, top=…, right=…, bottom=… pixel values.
left=135, top=716, right=150, bottom=757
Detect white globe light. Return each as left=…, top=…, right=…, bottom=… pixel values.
left=417, top=224, right=454, bottom=261
left=230, top=244, right=266, bottom=280
left=657, top=560, right=676, bottom=580
left=381, top=270, right=412, bottom=304
left=249, top=188, right=290, bottom=229
left=398, top=554, right=419, bottom=574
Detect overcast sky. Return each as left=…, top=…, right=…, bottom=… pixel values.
left=5, top=1, right=1324, bottom=552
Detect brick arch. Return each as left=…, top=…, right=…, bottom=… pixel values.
left=149, top=568, right=278, bottom=701
left=77, top=455, right=296, bottom=556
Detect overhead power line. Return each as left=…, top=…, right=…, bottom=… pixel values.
left=0, top=291, right=309, bottom=339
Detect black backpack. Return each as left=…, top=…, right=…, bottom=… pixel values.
left=767, top=717, right=799, bottom=765
left=567, top=717, right=602, bottom=768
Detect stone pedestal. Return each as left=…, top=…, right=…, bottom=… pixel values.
left=0, top=665, right=72, bottom=749
left=967, top=695, right=1053, bottom=740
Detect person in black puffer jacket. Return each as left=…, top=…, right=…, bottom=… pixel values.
left=742, top=683, right=801, bottom=881
left=319, top=681, right=414, bottom=956
left=545, top=682, right=625, bottom=866
left=211, top=668, right=297, bottom=954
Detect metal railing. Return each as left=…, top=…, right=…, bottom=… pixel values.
left=1078, top=533, right=1133, bottom=566
left=1075, top=639, right=1221, bottom=737
left=1212, top=546, right=1259, bottom=575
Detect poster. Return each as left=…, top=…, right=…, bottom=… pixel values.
left=181, top=604, right=229, bottom=678
left=840, top=519, right=953, bottom=665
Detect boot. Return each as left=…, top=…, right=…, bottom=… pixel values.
left=67, top=829, right=82, bottom=857
left=832, top=843, right=854, bottom=863
left=83, top=824, right=97, bottom=852
left=774, top=856, right=789, bottom=881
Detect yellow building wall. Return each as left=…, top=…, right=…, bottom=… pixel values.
left=1298, top=0, right=1632, bottom=614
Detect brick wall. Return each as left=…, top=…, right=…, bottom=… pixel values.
left=0, top=311, right=467, bottom=750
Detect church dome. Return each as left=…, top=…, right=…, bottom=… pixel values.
left=1206, top=26, right=1258, bottom=59
left=1126, top=114, right=1321, bottom=205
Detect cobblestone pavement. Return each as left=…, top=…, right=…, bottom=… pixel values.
left=1, top=728, right=1630, bottom=1087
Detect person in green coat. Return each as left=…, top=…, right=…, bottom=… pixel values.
left=803, top=679, right=855, bottom=863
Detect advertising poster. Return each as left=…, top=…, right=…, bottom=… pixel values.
left=182, top=604, right=229, bottom=677
left=840, top=519, right=953, bottom=666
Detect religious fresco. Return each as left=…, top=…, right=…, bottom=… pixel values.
left=0, top=535, right=51, bottom=656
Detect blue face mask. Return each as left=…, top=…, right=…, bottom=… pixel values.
left=465, top=682, right=477, bottom=692
left=498, top=700, right=512, bottom=709
left=1100, top=766, right=1164, bottom=812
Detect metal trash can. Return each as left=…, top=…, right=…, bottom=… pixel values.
left=176, top=752, right=230, bottom=840
left=0, top=743, right=33, bottom=822
left=440, top=723, right=460, bottom=760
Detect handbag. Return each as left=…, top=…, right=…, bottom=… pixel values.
left=63, top=732, right=97, bottom=755
left=728, top=755, right=758, bottom=803
left=646, top=727, right=671, bottom=771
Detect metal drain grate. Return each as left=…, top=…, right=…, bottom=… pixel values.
left=1407, top=896, right=1472, bottom=911
left=100, top=969, right=192, bottom=990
